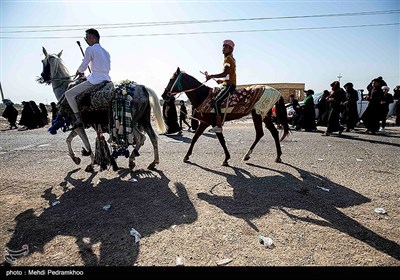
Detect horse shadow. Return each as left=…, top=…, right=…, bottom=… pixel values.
left=193, top=162, right=400, bottom=260
left=160, top=131, right=217, bottom=144
left=337, top=133, right=400, bottom=148
left=5, top=168, right=197, bottom=266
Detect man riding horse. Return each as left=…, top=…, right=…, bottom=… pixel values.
left=65, top=28, right=111, bottom=130
left=204, top=39, right=236, bottom=134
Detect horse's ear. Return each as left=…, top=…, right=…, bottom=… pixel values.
left=177, top=67, right=180, bottom=74
left=57, top=50, right=63, bottom=58
left=42, top=47, right=48, bottom=57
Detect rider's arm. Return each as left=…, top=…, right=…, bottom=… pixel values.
left=77, top=46, right=93, bottom=74
left=205, top=65, right=230, bottom=81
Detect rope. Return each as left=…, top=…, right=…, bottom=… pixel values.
left=169, top=81, right=207, bottom=97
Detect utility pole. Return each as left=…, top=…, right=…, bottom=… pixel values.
left=0, top=81, right=4, bottom=101
left=337, top=73, right=343, bottom=82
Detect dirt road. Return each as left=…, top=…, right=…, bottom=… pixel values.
left=0, top=119, right=399, bottom=269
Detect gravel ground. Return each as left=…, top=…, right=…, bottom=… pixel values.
left=0, top=116, right=399, bottom=270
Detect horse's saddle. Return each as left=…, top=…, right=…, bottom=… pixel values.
left=196, top=85, right=266, bottom=115
left=58, top=80, right=115, bottom=126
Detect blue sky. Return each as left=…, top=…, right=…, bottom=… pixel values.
left=1, top=0, right=399, bottom=104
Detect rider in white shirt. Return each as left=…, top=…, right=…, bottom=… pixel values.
left=65, top=28, right=111, bottom=127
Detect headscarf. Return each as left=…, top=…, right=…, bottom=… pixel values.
left=223, top=40, right=235, bottom=50
left=2, top=99, right=13, bottom=106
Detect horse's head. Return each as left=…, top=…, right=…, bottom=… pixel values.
left=161, top=67, right=183, bottom=100
left=39, top=47, right=64, bottom=84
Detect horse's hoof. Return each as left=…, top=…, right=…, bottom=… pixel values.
left=222, top=161, right=229, bottom=166
left=243, top=155, right=250, bottom=161
left=148, top=162, right=157, bottom=170
left=275, top=157, right=282, bottom=163
left=112, top=164, right=119, bottom=171
left=129, top=161, right=136, bottom=170
left=72, top=157, right=81, bottom=165
left=81, top=148, right=91, bottom=157
left=85, top=164, right=94, bottom=172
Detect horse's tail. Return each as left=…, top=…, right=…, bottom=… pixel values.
left=276, top=96, right=290, bottom=141
left=146, top=87, right=167, bottom=134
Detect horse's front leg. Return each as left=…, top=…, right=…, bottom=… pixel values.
left=184, top=122, right=208, bottom=163
left=215, top=132, right=231, bottom=166
left=66, top=130, right=81, bottom=165
left=75, top=127, right=95, bottom=172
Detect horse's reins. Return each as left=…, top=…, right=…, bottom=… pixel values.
left=168, top=72, right=207, bottom=97
left=169, top=71, right=231, bottom=127
left=199, top=71, right=231, bottom=126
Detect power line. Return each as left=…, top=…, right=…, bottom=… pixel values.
left=1, top=9, right=399, bottom=33
left=1, top=22, right=398, bottom=39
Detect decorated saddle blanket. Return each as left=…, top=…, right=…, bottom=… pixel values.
left=196, top=85, right=281, bottom=118
left=110, top=80, right=145, bottom=146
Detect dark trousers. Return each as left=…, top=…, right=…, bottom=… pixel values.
left=213, top=84, right=235, bottom=116
left=180, top=116, right=191, bottom=129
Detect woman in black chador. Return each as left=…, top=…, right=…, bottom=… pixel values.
left=343, top=82, right=359, bottom=132
left=162, top=96, right=181, bottom=134
left=2, top=99, right=18, bottom=129
left=323, top=81, right=346, bottom=136
left=362, top=77, right=385, bottom=134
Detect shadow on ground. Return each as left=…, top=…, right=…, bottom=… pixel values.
left=193, top=161, right=400, bottom=261
left=5, top=168, right=197, bottom=266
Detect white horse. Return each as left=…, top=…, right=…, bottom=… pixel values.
left=39, top=47, right=167, bottom=171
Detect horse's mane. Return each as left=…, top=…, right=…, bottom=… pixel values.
left=180, top=71, right=210, bottom=107
left=48, top=54, right=71, bottom=78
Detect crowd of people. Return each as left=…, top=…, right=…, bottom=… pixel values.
left=162, top=96, right=198, bottom=135
left=1, top=99, right=50, bottom=131
left=1, top=27, right=399, bottom=138
left=288, top=76, right=399, bottom=136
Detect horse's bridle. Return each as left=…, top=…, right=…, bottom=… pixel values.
left=41, top=55, right=75, bottom=83
left=166, top=72, right=184, bottom=97
left=165, top=71, right=207, bottom=98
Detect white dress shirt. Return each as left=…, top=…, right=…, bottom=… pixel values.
left=78, top=43, right=111, bottom=85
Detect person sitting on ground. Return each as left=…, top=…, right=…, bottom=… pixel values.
left=204, top=39, right=236, bottom=133
left=39, top=103, right=49, bottom=126
left=18, top=101, right=36, bottom=130
left=64, top=28, right=111, bottom=128
left=2, top=99, right=18, bottom=129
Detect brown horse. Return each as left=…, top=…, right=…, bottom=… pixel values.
left=162, top=68, right=289, bottom=166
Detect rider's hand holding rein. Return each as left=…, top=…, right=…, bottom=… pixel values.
left=75, top=70, right=84, bottom=78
